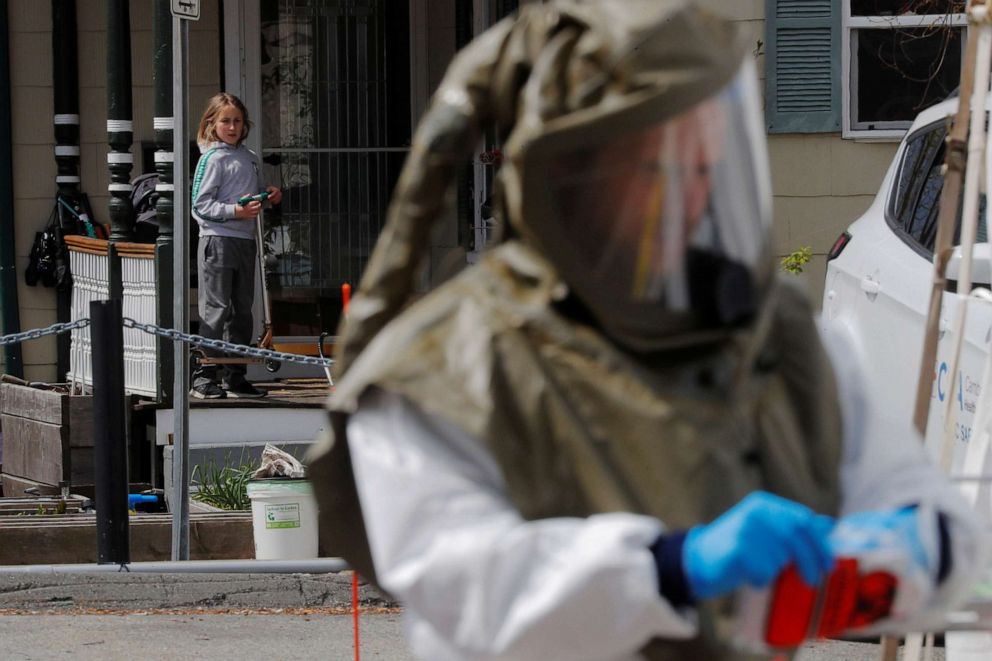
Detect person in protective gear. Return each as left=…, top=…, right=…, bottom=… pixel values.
left=308, top=2, right=986, bottom=659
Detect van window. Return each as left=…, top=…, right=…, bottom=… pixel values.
left=889, top=121, right=987, bottom=254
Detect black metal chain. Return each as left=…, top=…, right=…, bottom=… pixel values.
left=121, top=317, right=333, bottom=368
left=0, top=319, right=91, bottom=347
left=2, top=317, right=332, bottom=369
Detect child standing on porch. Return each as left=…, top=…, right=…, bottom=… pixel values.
left=190, top=92, right=282, bottom=399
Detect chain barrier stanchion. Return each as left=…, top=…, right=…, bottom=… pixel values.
left=0, top=319, right=90, bottom=347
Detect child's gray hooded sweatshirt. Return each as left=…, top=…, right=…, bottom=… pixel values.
left=192, top=141, right=266, bottom=241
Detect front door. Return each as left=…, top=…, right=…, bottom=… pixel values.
left=258, top=0, right=411, bottom=336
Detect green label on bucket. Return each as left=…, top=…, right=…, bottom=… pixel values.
left=264, top=503, right=301, bottom=529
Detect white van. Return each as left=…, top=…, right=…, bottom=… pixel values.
left=821, top=94, right=992, bottom=473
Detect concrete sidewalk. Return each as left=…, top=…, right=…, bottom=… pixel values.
left=0, top=570, right=389, bottom=611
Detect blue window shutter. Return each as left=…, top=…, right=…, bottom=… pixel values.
left=765, top=0, right=840, bottom=133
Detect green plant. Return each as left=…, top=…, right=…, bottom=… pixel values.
left=32, top=500, right=66, bottom=515
left=191, top=455, right=258, bottom=511
left=780, top=245, right=812, bottom=274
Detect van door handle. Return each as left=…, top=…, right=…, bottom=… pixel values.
left=860, top=277, right=880, bottom=295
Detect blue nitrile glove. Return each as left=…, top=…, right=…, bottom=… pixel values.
left=683, top=491, right=836, bottom=600
left=830, top=506, right=937, bottom=584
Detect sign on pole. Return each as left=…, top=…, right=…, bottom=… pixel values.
left=171, top=0, right=200, bottom=21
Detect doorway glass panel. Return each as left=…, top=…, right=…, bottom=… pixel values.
left=260, top=0, right=410, bottom=336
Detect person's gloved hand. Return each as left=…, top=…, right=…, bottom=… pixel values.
left=683, top=491, right=835, bottom=600
left=831, top=507, right=932, bottom=572
left=829, top=506, right=938, bottom=623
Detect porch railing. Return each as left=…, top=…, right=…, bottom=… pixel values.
left=65, top=236, right=158, bottom=397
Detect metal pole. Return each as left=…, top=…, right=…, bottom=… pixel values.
left=153, top=0, right=174, bottom=405
left=0, top=0, right=23, bottom=379
left=90, top=299, right=130, bottom=565
left=171, top=15, right=191, bottom=561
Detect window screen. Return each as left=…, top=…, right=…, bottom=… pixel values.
left=852, top=26, right=962, bottom=128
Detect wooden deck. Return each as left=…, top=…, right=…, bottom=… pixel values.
left=134, top=378, right=332, bottom=412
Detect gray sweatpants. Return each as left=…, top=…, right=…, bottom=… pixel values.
left=193, top=235, right=256, bottom=388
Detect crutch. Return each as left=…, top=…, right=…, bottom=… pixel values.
left=252, top=205, right=279, bottom=373
left=318, top=332, right=333, bottom=387
left=315, top=283, right=351, bottom=388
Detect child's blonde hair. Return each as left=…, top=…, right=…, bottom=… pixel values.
left=196, top=92, right=251, bottom=147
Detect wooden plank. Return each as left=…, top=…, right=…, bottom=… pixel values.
left=1, top=452, right=95, bottom=492
left=0, top=514, right=255, bottom=564
left=70, top=448, right=94, bottom=485
left=1, top=474, right=150, bottom=500
left=114, top=242, right=156, bottom=257
left=0, top=499, right=86, bottom=514
left=64, top=235, right=108, bottom=255
left=67, top=394, right=93, bottom=448
left=0, top=385, right=93, bottom=448
left=0, top=414, right=69, bottom=485
left=0, top=383, right=66, bottom=425
left=0, top=474, right=63, bottom=497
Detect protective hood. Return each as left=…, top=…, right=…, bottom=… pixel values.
left=506, top=60, right=772, bottom=348
left=335, top=0, right=756, bottom=373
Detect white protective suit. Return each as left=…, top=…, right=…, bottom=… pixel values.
left=346, top=325, right=987, bottom=660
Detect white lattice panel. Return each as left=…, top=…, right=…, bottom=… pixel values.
left=121, top=254, right=158, bottom=397
left=66, top=246, right=158, bottom=397
left=66, top=248, right=109, bottom=390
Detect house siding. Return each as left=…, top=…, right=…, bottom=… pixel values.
left=2, top=0, right=220, bottom=382
left=8, top=1, right=56, bottom=382
left=699, top=0, right=898, bottom=302
left=2, top=0, right=906, bottom=380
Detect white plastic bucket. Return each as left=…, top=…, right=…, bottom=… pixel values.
left=246, top=479, right=319, bottom=560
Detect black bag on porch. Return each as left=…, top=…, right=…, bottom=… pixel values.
left=25, top=193, right=100, bottom=291
left=131, top=172, right=161, bottom=243
left=24, top=227, right=59, bottom=288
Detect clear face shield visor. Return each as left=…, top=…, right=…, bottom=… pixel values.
left=524, top=61, right=772, bottom=341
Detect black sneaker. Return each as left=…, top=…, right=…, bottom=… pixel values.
left=225, top=381, right=266, bottom=398
left=190, top=382, right=227, bottom=399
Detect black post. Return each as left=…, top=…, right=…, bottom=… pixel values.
left=53, top=0, right=80, bottom=198
left=0, top=0, right=23, bottom=378
left=52, top=0, right=81, bottom=380
left=106, top=0, right=133, bottom=304
left=106, top=0, right=133, bottom=243
left=153, top=0, right=174, bottom=404
left=91, top=299, right=130, bottom=565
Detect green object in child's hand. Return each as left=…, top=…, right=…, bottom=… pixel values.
left=237, top=191, right=270, bottom=206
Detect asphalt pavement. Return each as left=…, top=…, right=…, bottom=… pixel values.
left=0, top=613, right=414, bottom=660
left=0, top=571, right=944, bottom=660
left=0, top=613, right=938, bottom=661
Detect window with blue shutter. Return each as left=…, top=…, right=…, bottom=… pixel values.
left=765, top=0, right=840, bottom=134
left=845, top=4, right=964, bottom=137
